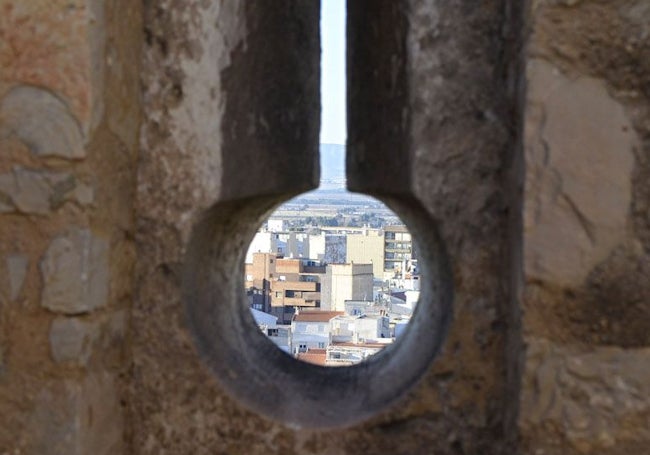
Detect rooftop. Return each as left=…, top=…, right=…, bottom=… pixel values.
left=296, top=349, right=327, bottom=366
left=293, top=311, right=344, bottom=322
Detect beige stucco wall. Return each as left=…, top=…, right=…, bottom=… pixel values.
left=346, top=230, right=385, bottom=279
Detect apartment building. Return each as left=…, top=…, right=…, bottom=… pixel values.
left=383, top=225, right=416, bottom=280
left=290, top=311, right=343, bottom=355
left=320, top=263, right=374, bottom=312
left=245, top=253, right=326, bottom=324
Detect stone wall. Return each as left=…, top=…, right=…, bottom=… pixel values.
left=0, top=0, right=141, bottom=453
left=132, top=0, right=523, bottom=453
left=0, top=1, right=648, bottom=454
left=520, top=1, right=650, bottom=453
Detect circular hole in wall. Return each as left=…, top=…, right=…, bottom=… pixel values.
left=183, top=186, right=451, bottom=429
left=245, top=190, right=420, bottom=367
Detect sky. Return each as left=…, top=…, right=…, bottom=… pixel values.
left=319, top=0, right=346, bottom=146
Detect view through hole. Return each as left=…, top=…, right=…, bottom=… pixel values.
left=180, top=1, right=451, bottom=426
left=244, top=147, right=419, bottom=367
left=243, top=1, right=418, bottom=367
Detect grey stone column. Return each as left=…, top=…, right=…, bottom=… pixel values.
left=345, top=1, right=527, bottom=453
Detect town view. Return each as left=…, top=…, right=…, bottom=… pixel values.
left=244, top=144, right=419, bottom=367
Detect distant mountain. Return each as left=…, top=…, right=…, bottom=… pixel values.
left=320, top=143, right=345, bottom=183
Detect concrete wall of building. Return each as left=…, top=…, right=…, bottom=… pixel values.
left=309, top=233, right=326, bottom=261
left=291, top=321, right=329, bottom=354
left=285, top=232, right=310, bottom=258
left=346, top=230, right=385, bottom=279
left=331, top=316, right=388, bottom=343
left=351, top=264, right=374, bottom=304
left=0, top=1, right=648, bottom=454
left=246, top=232, right=278, bottom=263
left=325, top=263, right=374, bottom=312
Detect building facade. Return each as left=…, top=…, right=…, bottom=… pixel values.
left=290, top=311, right=343, bottom=355
left=246, top=253, right=326, bottom=324
left=383, top=225, right=415, bottom=279
left=346, top=228, right=385, bottom=280
left=321, top=263, right=374, bottom=312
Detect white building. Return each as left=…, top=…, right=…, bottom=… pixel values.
left=309, top=234, right=325, bottom=261
left=330, top=314, right=390, bottom=344
left=290, top=311, right=342, bottom=355
left=404, top=290, right=420, bottom=306
left=326, top=341, right=391, bottom=366
left=245, top=231, right=279, bottom=263
left=266, top=326, right=291, bottom=354
left=394, top=320, right=410, bottom=339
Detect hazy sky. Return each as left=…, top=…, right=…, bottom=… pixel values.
left=320, top=0, right=346, bottom=146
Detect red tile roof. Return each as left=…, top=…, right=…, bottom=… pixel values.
left=293, top=311, right=344, bottom=323
left=297, top=349, right=327, bottom=366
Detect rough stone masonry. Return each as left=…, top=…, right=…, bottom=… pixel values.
left=0, top=1, right=648, bottom=454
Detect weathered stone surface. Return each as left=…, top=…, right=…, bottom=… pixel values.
left=349, top=0, right=526, bottom=452
left=521, top=338, right=650, bottom=454
left=49, top=317, right=98, bottom=366
left=41, top=228, right=109, bottom=315
left=0, top=86, right=85, bottom=158
left=0, top=0, right=647, bottom=453
left=524, top=59, right=636, bottom=287
left=0, top=0, right=136, bottom=453
left=524, top=246, right=650, bottom=348
left=0, top=166, right=92, bottom=215
left=138, top=0, right=237, bottom=217
left=0, top=1, right=105, bottom=134
left=26, top=373, right=123, bottom=455
left=6, top=254, right=28, bottom=301
left=520, top=2, right=650, bottom=453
